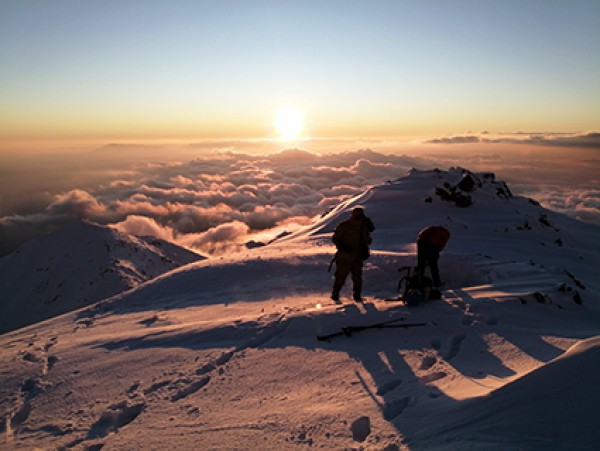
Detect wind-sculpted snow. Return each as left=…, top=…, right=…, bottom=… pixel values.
left=1, top=167, right=599, bottom=449
left=402, top=336, right=600, bottom=450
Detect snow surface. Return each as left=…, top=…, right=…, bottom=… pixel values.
left=0, top=220, right=204, bottom=334
left=1, top=167, right=599, bottom=450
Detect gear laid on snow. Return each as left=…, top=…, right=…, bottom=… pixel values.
left=317, top=316, right=427, bottom=341
left=396, top=266, right=443, bottom=306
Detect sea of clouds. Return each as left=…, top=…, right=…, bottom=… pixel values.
left=0, top=134, right=598, bottom=257
left=0, top=148, right=423, bottom=256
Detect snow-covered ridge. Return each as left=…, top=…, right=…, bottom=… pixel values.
left=74, top=167, right=598, bottom=328
left=0, top=220, right=204, bottom=333
left=281, top=167, right=598, bottom=305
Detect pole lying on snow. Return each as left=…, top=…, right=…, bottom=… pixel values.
left=316, top=316, right=427, bottom=341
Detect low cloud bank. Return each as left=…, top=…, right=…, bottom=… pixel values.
left=425, top=131, right=600, bottom=149
left=1, top=145, right=598, bottom=257
left=0, top=149, right=421, bottom=256
left=519, top=188, right=600, bottom=225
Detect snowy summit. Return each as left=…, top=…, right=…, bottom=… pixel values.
left=1, top=167, right=599, bottom=450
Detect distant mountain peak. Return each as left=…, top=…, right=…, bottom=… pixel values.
left=271, top=148, right=320, bottom=161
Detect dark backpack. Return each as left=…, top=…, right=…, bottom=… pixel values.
left=398, top=267, right=433, bottom=306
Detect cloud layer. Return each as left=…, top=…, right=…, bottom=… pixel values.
left=0, top=149, right=421, bottom=256
left=1, top=144, right=598, bottom=257
left=425, top=131, right=600, bottom=149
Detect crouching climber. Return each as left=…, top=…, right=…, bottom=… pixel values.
left=416, top=225, right=450, bottom=287
left=331, top=207, right=375, bottom=302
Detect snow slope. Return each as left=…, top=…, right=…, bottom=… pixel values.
left=1, top=168, right=599, bottom=450
left=0, top=220, right=204, bottom=334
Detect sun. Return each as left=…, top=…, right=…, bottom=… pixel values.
left=274, top=107, right=304, bottom=141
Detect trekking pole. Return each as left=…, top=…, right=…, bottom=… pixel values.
left=341, top=322, right=427, bottom=335
left=317, top=316, right=407, bottom=340
left=317, top=319, right=428, bottom=341
left=328, top=255, right=336, bottom=272
left=397, top=266, right=411, bottom=292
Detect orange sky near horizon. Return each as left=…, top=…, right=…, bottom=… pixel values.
left=1, top=2, right=599, bottom=148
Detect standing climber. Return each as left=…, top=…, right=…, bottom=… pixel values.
left=331, top=207, right=375, bottom=302
left=416, top=225, right=450, bottom=287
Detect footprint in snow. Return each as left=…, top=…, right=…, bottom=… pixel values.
left=37, top=423, right=73, bottom=436
left=21, top=351, right=43, bottom=363
left=20, top=378, right=42, bottom=396
left=446, top=333, right=467, bottom=360
left=419, top=355, right=437, bottom=371
left=195, top=350, right=234, bottom=376
left=289, top=427, right=315, bottom=446
left=186, top=406, right=201, bottom=416
left=5, top=401, right=32, bottom=432
left=126, top=381, right=141, bottom=395
left=138, top=315, right=160, bottom=327
left=75, top=318, right=94, bottom=329
left=350, top=416, right=371, bottom=441
left=383, top=397, right=411, bottom=420
left=138, top=315, right=172, bottom=327
left=418, top=372, right=447, bottom=384
left=43, top=337, right=58, bottom=351
left=85, top=400, right=145, bottom=440
left=142, top=379, right=171, bottom=395
left=170, top=376, right=210, bottom=402
left=376, top=378, right=403, bottom=396
left=43, top=355, right=59, bottom=375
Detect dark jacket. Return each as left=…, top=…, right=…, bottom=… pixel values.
left=333, top=218, right=373, bottom=261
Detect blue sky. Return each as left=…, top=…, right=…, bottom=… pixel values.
left=1, top=0, right=599, bottom=143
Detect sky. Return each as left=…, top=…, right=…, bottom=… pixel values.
left=1, top=0, right=600, bottom=145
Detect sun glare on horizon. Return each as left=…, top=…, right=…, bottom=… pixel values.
left=274, top=107, right=304, bottom=141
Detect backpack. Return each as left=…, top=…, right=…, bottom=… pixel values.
left=397, top=267, right=433, bottom=306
